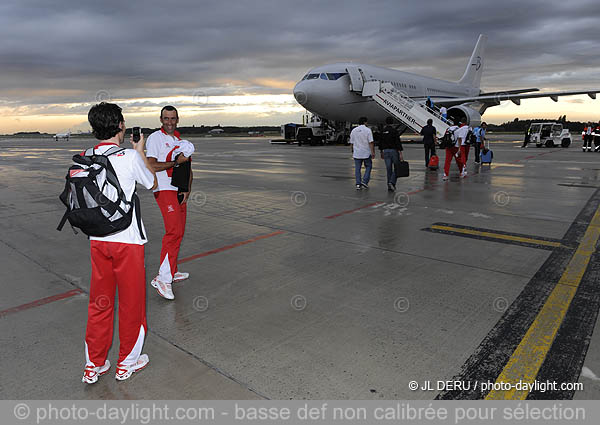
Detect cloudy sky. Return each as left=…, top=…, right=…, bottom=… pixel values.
left=2, top=0, right=599, bottom=133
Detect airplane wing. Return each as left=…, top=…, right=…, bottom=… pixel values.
left=435, top=89, right=599, bottom=107
left=479, top=88, right=539, bottom=96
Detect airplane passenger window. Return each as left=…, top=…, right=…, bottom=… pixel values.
left=326, top=73, right=347, bottom=80
left=320, top=73, right=328, bottom=80
left=307, top=74, right=320, bottom=80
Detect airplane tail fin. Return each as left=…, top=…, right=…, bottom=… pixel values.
left=458, top=34, right=487, bottom=88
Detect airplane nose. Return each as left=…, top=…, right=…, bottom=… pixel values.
left=293, top=83, right=308, bottom=106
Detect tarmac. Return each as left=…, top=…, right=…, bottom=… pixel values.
left=1, top=134, right=600, bottom=400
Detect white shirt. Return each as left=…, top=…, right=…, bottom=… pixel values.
left=146, top=129, right=186, bottom=192
left=350, top=125, right=374, bottom=159
left=454, top=125, right=470, bottom=146
left=89, top=143, right=155, bottom=245
left=440, top=106, right=447, bottom=115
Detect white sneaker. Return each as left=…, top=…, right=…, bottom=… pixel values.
left=82, top=359, right=110, bottom=384
left=442, top=174, right=449, bottom=181
left=173, top=271, right=189, bottom=283
left=151, top=277, right=174, bottom=300
left=115, top=354, right=149, bottom=381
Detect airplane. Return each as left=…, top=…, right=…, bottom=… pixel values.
left=54, top=131, right=70, bottom=141
left=292, top=34, right=599, bottom=128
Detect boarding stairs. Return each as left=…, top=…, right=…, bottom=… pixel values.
left=362, top=81, right=451, bottom=138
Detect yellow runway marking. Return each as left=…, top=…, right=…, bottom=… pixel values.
left=485, top=206, right=600, bottom=399
left=430, top=225, right=563, bottom=248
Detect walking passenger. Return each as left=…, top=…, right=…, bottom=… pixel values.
left=473, top=122, right=487, bottom=163
left=442, top=124, right=463, bottom=181
left=583, top=124, right=592, bottom=152
left=350, top=117, right=375, bottom=190
left=420, top=118, right=437, bottom=168
left=440, top=106, right=448, bottom=122
left=379, top=117, right=404, bottom=192
left=454, top=120, right=470, bottom=176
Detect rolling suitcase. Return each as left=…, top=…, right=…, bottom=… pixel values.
left=480, top=142, right=493, bottom=164
left=396, top=160, right=410, bottom=177
left=428, top=154, right=439, bottom=170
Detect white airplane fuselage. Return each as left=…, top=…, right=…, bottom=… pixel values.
left=293, top=63, right=480, bottom=125
left=293, top=35, right=599, bottom=128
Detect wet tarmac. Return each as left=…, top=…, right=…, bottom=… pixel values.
left=1, top=134, right=600, bottom=400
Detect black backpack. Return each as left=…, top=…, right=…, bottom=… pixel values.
left=439, top=129, right=455, bottom=149
left=57, top=146, right=144, bottom=238
left=470, top=130, right=478, bottom=145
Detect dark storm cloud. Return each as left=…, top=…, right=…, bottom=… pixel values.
left=1, top=0, right=599, bottom=108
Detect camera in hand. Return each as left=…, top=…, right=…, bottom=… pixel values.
left=132, top=127, right=140, bottom=142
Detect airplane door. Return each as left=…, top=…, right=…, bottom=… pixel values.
left=346, top=66, right=364, bottom=92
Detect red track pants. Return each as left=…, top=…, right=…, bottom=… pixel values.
left=460, top=145, right=470, bottom=165
left=85, top=241, right=147, bottom=367
left=444, top=147, right=464, bottom=176
left=154, top=190, right=187, bottom=283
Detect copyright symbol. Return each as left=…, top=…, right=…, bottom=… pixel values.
left=408, top=381, right=419, bottom=391
left=493, top=191, right=510, bottom=207
left=190, top=191, right=207, bottom=207
left=14, top=403, right=30, bottom=420
left=192, top=90, right=209, bottom=105
left=94, top=191, right=111, bottom=207
left=95, top=295, right=111, bottom=311
left=95, top=89, right=112, bottom=103
left=393, top=297, right=409, bottom=313
left=193, top=296, right=209, bottom=312
left=394, top=192, right=410, bottom=207
left=291, top=295, right=307, bottom=311
left=493, top=297, right=508, bottom=313
left=290, top=191, right=307, bottom=207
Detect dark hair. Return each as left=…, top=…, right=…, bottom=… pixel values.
left=359, top=116, right=368, bottom=125
left=427, top=118, right=433, bottom=125
left=386, top=117, right=393, bottom=125
left=161, top=105, right=179, bottom=119
left=88, top=102, right=124, bottom=140
left=482, top=122, right=487, bottom=126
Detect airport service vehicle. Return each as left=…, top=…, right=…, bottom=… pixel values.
left=528, top=123, right=572, bottom=148
left=296, top=115, right=348, bottom=146
left=293, top=34, right=600, bottom=133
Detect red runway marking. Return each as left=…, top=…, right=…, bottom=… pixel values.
left=0, top=288, right=85, bottom=318
left=325, top=202, right=383, bottom=219
left=177, top=231, right=285, bottom=264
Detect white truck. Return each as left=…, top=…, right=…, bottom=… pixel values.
left=528, top=122, right=572, bottom=148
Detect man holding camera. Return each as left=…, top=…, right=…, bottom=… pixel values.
left=83, top=102, right=157, bottom=384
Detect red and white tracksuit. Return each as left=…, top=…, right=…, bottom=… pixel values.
left=86, top=242, right=147, bottom=367
left=146, top=128, right=189, bottom=283
left=444, top=146, right=464, bottom=176
left=460, top=144, right=470, bottom=164
left=154, top=191, right=187, bottom=283
left=85, top=143, right=155, bottom=368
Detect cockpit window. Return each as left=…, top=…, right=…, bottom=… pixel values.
left=320, top=73, right=328, bottom=80
left=326, top=72, right=347, bottom=80
left=306, top=73, right=320, bottom=80
left=301, top=74, right=308, bottom=80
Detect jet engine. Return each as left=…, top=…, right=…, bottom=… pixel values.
left=447, top=105, right=482, bottom=127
